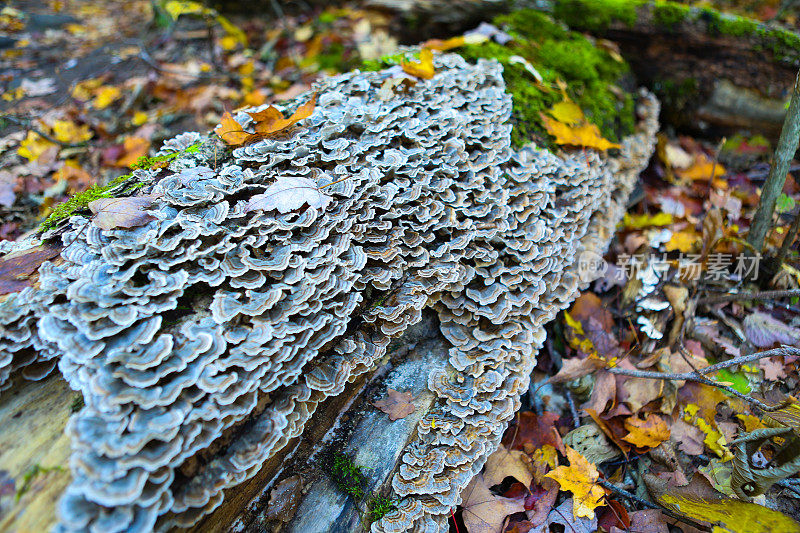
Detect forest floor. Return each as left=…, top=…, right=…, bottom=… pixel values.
left=2, top=1, right=800, bottom=532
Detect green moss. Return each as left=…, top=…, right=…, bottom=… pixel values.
left=458, top=9, right=635, bottom=149
left=366, top=494, right=397, bottom=521
left=39, top=142, right=201, bottom=232
left=330, top=452, right=368, bottom=500
left=552, top=0, right=642, bottom=30
left=15, top=464, right=64, bottom=501
left=360, top=51, right=418, bottom=72
left=653, top=1, right=690, bottom=28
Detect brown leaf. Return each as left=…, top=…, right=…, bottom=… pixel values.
left=372, top=388, right=415, bottom=420
left=484, top=444, right=533, bottom=488
left=0, top=244, right=62, bottom=296
left=744, top=311, right=800, bottom=348
left=550, top=357, right=605, bottom=384
left=503, top=412, right=562, bottom=452
left=215, top=111, right=250, bottom=146
left=88, top=196, right=157, bottom=230
left=669, top=419, right=706, bottom=456
left=251, top=92, right=317, bottom=135
left=582, top=370, right=616, bottom=414
left=611, top=509, right=669, bottom=533
left=461, top=474, right=525, bottom=533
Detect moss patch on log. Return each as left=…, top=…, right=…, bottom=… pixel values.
left=549, top=0, right=800, bottom=65
left=458, top=9, right=635, bottom=149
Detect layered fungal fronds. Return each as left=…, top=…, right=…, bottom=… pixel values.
left=0, top=53, right=658, bottom=532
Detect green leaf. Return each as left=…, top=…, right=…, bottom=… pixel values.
left=714, top=368, right=751, bottom=394
left=776, top=193, right=796, bottom=214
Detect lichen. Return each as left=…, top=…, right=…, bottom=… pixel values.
left=457, top=9, right=635, bottom=149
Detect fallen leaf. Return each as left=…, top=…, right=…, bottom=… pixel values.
left=0, top=171, right=16, bottom=208
left=215, top=111, right=251, bottom=146
left=503, top=412, right=562, bottom=452
left=549, top=100, right=584, bottom=126
left=549, top=356, right=606, bottom=383
left=545, top=446, right=605, bottom=519
left=541, top=113, right=620, bottom=151
left=610, top=509, right=669, bottom=533
left=52, top=120, right=92, bottom=143
left=743, top=311, right=800, bottom=348
left=371, top=388, right=415, bottom=420
left=760, top=357, right=788, bottom=381
left=461, top=474, right=525, bottom=533
left=675, top=154, right=726, bottom=181
left=622, top=414, right=670, bottom=449
left=250, top=92, right=317, bottom=135
left=245, top=176, right=332, bottom=214
left=93, top=85, right=121, bottom=109
left=0, top=245, right=62, bottom=296
left=484, top=444, right=533, bottom=488
left=540, top=498, right=597, bottom=533
left=114, top=137, right=150, bottom=168
left=20, top=77, right=57, bottom=97
left=17, top=131, right=57, bottom=162
left=401, top=48, right=435, bottom=79
left=88, top=196, right=157, bottom=230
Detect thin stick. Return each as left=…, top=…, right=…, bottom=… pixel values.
left=747, top=69, right=800, bottom=252
left=608, top=346, right=800, bottom=411
left=698, top=289, right=800, bottom=305
left=599, top=481, right=711, bottom=531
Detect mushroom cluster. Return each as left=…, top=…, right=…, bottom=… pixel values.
left=0, top=54, right=658, bottom=531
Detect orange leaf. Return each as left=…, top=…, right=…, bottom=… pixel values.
left=545, top=446, right=606, bottom=519
left=423, top=36, right=465, bottom=51
left=674, top=154, right=726, bottom=181
left=401, top=48, right=435, bottom=79
left=114, top=137, right=150, bottom=168
left=251, top=92, right=317, bottom=136
left=215, top=111, right=250, bottom=146
left=540, top=113, right=621, bottom=151
left=622, top=414, right=671, bottom=449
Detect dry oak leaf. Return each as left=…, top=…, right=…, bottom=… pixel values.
left=401, top=48, right=435, bottom=79
left=545, top=446, right=605, bottom=519
left=549, top=356, right=605, bottom=384
left=88, top=197, right=157, bottom=230
left=484, top=444, right=533, bottom=488
left=0, top=244, right=62, bottom=296
left=371, top=388, right=415, bottom=421
left=461, top=474, right=525, bottom=533
left=244, top=176, right=332, bottom=214
left=216, top=93, right=317, bottom=146
left=622, top=414, right=670, bottom=449
left=540, top=113, right=620, bottom=151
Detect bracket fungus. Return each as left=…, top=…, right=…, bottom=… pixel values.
left=0, top=53, right=658, bottom=531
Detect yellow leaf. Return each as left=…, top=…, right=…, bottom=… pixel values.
left=401, top=48, right=435, bottom=80
left=52, top=120, right=92, bottom=143
left=665, top=230, right=697, bottom=252
left=131, top=111, right=148, bottom=126
left=623, top=212, right=674, bottom=229
left=219, top=35, right=238, bottom=51
left=423, top=35, right=466, bottom=51
left=675, top=154, right=726, bottom=181
left=549, top=100, right=584, bottom=126
left=622, top=414, right=671, bottom=449
left=541, top=113, right=621, bottom=151
left=93, top=86, right=121, bottom=109
left=545, top=446, right=605, bottom=519
left=659, top=493, right=800, bottom=533
left=243, top=89, right=266, bottom=107
left=17, top=131, right=57, bottom=162
left=164, top=0, right=206, bottom=20
left=71, top=77, right=104, bottom=101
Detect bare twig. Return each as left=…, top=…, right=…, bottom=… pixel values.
left=608, top=346, right=800, bottom=412
left=776, top=209, right=800, bottom=265
left=599, top=480, right=711, bottom=531
left=698, top=289, right=800, bottom=305
left=565, top=389, right=580, bottom=429
left=748, top=69, right=800, bottom=251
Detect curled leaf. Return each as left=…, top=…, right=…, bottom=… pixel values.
left=245, top=176, right=332, bottom=214
left=88, top=197, right=157, bottom=230
left=541, top=113, right=621, bottom=151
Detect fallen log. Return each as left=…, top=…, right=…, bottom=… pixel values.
left=369, top=0, right=800, bottom=139
left=0, top=44, right=658, bottom=533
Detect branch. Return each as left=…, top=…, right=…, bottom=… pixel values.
left=698, top=289, right=800, bottom=305
left=608, top=346, right=800, bottom=412
left=599, top=481, right=711, bottom=531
